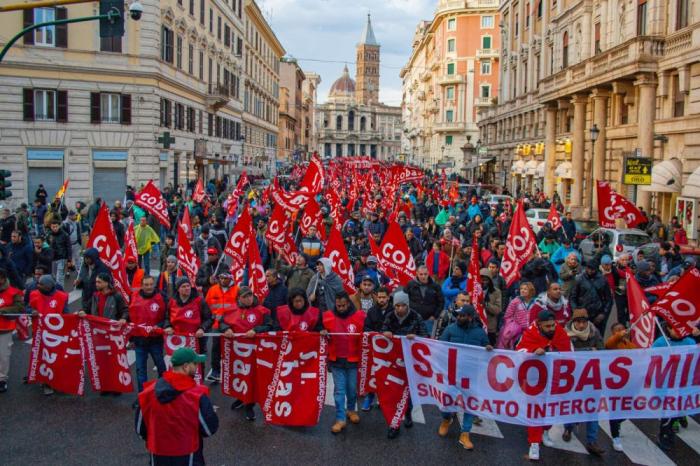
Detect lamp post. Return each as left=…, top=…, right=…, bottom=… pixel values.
left=588, top=124, right=600, bottom=219
left=476, top=138, right=482, bottom=183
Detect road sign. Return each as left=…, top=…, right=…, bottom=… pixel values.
left=623, top=157, right=652, bottom=185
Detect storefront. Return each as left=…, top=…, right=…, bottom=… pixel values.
left=555, top=161, right=573, bottom=207
left=26, top=149, right=64, bottom=203
left=679, top=164, right=700, bottom=242
left=640, top=158, right=682, bottom=222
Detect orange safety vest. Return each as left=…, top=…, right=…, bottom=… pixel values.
left=130, top=268, right=145, bottom=293
left=205, top=284, right=239, bottom=329
left=0, top=285, right=23, bottom=331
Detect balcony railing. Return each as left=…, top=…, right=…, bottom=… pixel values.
left=476, top=48, right=500, bottom=59
left=434, top=121, right=465, bottom=132
left=437, top=73, right=466, bottom=85
left=207, top=83, right=231, bottom=110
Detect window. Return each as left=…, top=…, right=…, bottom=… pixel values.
left=525, top=4, right=530, bottom=28
left=161, top=27, right=174, bottom=63
left=199, top=0, right=205, bottom=24
left=348, top=110, right=355, bottom=131
left=199, top=51, right=204, bottom=80
left=445, top=135, right=453, bottom=145
left=336, top=143, right=342, bottom=156
left=482, top=36, right=492, bottom=49
left=481, top=61, right=492, bottom=75
left=100, top=93, right=121, bottom=123
left=480, top=85, right=491, bottom=98
left=160, top=98, right=171, bottom=127
left=176, top=36, right=183, bottom=69
left=101, top=34, right=121, bottom=53
left=446, top=86, right=454, bottom=100
left=673, top=74, right=685, bottom=117
left=208, top=113, right=213, bottom=136
left=189, top=0, right=194, bottom=15
left=209, top=9, right=213, bottom=32
left=324, top=143, right=331, bottom=157
left=174, top=103, right=185, bottom=130
left=538, top=0, right=543, bottom=18
left=677, top=0, right=689, bottom=30
left=217, top=16, right=221, bottom=40
left=447, top=18, right=456, bottom=30
left=336, top=115, right=342, bottom=130
left=447, top=39, right=456, bottom=52
left=562, top=31, right=569, bottom=68
left=447, top=62, right=455, bottom=75
left=224, top=24, right=231, bottom=47
left=594, top=23, right=601, bottom=54
left=514, top=14, right=519, bottom=36
left=637, top=0, right=647, bottom=36
left=33, top=89, right=56, bottom=121
left=481, top=15, right=494, bottom=28
left=188, top=44, right=194, bottom=74
left=34, top=8, right=56, bottom=46
left=445, top=110, right=454, bottom=122
left=187, top=107, right=195, bottom=132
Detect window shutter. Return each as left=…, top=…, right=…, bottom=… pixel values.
left=57, top=90, right=68, bottom=122
left=23, top=88, right=35, bottom=121
left=90, top=92, right=101, bottom=123
left=166, top=100, right=172, bottom=128
left=121, top=94, right=131, bottom=125
left=23, top=9, right=34, bottom=45
left=55, top=7, right=68, bottom=48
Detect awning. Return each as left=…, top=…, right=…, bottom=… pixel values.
left=555, top=161, right=572, bottom=179
left=525, top=160, right=538, bottom=176
left=463, top=161, right=478, bottom=170
left=682, top=164, right=700, bottom=198
left=536, top=161, right=545, bottom=178
left=640, top=158, right=682, bottom=193
left=511, top=160, right=526, bottom=174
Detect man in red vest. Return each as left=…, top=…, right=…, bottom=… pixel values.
left=135, top=347, right=219, bottom=466
left=321, top=291, right=366, bottom=434
left=0, top=267, right=24, bottom=393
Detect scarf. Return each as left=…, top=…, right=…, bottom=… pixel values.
left=537, top=293, right=568, bottom=312
left=567, top=322, right=592, bottom=340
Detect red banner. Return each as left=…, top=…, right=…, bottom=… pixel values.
left=271, top=178, right=312, bottom=212
left=193, top=178, right=207, bottom=204
left=391, top=165, right=424, bottom=184
left=224, top=207, right=252, bottom=283
left=135, top=180, right=171, bottom=228
left=299, top=156, right=325, bottom=194
left=323, top=190, right=343, bottom=226
left=650, top=267, right=700, bottom=338
left=181, top=206, right=193, bottom=240
left=221, top=336, right=257, bottom=404
left=27, top=313, right=85, bottom=395
left=597, top=181, right=646, bottom=228
left=467, top=237, right=488, bottom=327
left=372, top=335, right=410, bottom=429
left=645, top=282, right=673, bottom=298
left=124, top=220, right=138, bottom=261
left=373, top=221, right=416, bottom=286
left=87, top=203, right=131, bottom=303
left=324, top=227, right=357, bottom=294
left=248, top=231, right=269, bottom=301
left=299, top=198, right=326, bottom=241
left=164, top=335, right=202, bottom=384
left=500, top=200, right=537, bottom=287
left=265, top=204, right=290, bottom=253
left=547, top=203, right=563, bottom=231
left=625, top=270, right=654, bottom=348
left=177, top=222, right=200, bottom=285
left=80, top=315, right=133, bottom=393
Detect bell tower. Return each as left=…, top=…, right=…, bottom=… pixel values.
left=356, top=13, right=380, bottom=105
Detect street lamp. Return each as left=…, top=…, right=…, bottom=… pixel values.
left=588, top=124, right=600, bottom=218
left=476, top=138, right=482, bottom=183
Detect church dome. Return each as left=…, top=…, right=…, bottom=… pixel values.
left=329, top=65, right=356, bottom=99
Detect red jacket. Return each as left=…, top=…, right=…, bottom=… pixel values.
left=0, top=285, right=23, bottom=332
left=29, top=289, right=69, bottom=316
left=275, top=305, right=321, bottom=332
left=425, top=250, right=450, bottom=280
left=516, top=322, right=572, bottom=353
left=129, top=291, right=166, bottom=328
left=220, top=304, right=270, bottom=333
left=322, top=309, right=366, bottom=362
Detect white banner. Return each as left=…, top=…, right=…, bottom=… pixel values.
left=402, top=337, right=700, bottom=426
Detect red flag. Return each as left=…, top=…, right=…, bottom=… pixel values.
left=193, top=178, right=207, bottom=204
left=324, top=227, right=357, bottom=294
left=80, top=315, right=133, bottom=393
left=181, top=206, right=193, bottom=240
left=323, top=189, right=343, bottom=226
left=257, top=333, right=328, bottom=426
left=134, top=180, right=171, bottom=228
left=15, top=315, right=30, bottom=340
left=500, top=200, right=537, bottom=287
left=391, top=165, right=424, bottom=184
left=467, top=237, right=488, bottom=328
left=265, top=204, right=290, bottom=253
left=625, top=270, right=654, bottom=348
left=164, top=335, right=202, bottom=384
left=224, top=208, right=253, bottom=283
left=124, top=220, right=138, bottom=261
left=644, top=281, right=673, bottom=298
left=54, top=178, right=70, bottom=201
left=27, top=313, right=85, bottom=395
left=221, top=336, right=257, bottom=404
left=374, top=221, right=416, bottom=286
left=177, top=221, right=200, bottom=285
left=271, top=177, right=313, bottom=212
left=248, top=230, right=269, bottom=300
left=650, top=267, right=700, bottom=338
left=299, top=198, right=326, bottom=241
left=372, top=335, right=410, bottom=430
left=299, top=156, right=325, bottom=194
left=87, top=203, right=131, bottom=304
left=547, top=203, right=563, bottom=231
left=597, top=181, right=646, bottom=228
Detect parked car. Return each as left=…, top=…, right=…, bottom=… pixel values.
left=525, top=208, right=550, bottom=234
left=573, top=219, right=598, bottom=245
left=631, top=243, right=700, bottom=267
left=579, top=228, right=651, bottom=263
left=484, top=194, right=513, bottom=209
left=458, top=184, right=501, bottom=197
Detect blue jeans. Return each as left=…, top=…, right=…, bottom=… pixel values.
left=441, top=411, right=473, bottom=432
left=139, top=251, right=151, bottom=276
left=565, top=421, right=598, bottom=443
left=330, top=366, right=358, bottom=422
left=134, top=339, right=166, bottom=393
left=424, top=319, right=434, bottom=335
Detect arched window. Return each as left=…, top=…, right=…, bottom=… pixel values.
left=562, top=31, right=569, bottom=68
left=348, top=110, right=355, bottom=131
left=336, top=115, right=342, bottom=130
left=360, top=116, right=366, bottom=131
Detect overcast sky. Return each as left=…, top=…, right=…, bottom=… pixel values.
left=261, top=0, right=436, bottom=106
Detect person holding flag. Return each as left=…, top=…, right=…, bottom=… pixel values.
left=164, top=277, right=212, bottom=345
left=0, top=267, right=25, bottom=393
left=479, top=268, right=502, bottom=346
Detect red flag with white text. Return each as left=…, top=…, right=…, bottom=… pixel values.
left=248, top=231, right=269, bottom=300
left=500, top=200, right=537, bottom=288
left=650, top=267, right=700, bottom=338
left=181, top=206, right=193, bottom=240
left=374, top=221, right=416, bottom=286
left=300, top=198, right=327, bottom=241
left=134, top=180, right=171, bottom=229
left=265, top=204, right=290, bottom=253
left=324, top=227, right=357, bottom=294
left=193, top=178, right=207, bottom=204
left=177, top=222, right=200, bottom=286
left=597, top=181, right=646, bottom=228
left=299, top=156, right=325, bottom=194
left=224, top=208, right=253, bottom=283
left=87, top=203, right=131, bottom=303
left=80, top=315, right=133, bottom=393
left=164, top=335, right=202, bottom=384
left=221, top=336, right=257, bottom=404
left=372, top=335, right=410, bottom=429
left=547, top=203, right=563, bottom=231
left=624, top=270, right=654, bottom=348
left=124, top=220, right=138, bottom=261
left=467, top=237, right=488, bottom=328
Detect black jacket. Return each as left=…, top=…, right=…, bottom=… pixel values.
left=364, top=303, right=393, bottom=332
left=195, top=262, right=218, bottom=296
left=381, top=309, right=428, bottom=337
left=263, top=282, right=288, bottom=313
left=89, top=289, right=128, bottom=321
left=521, top=257, right=558, bottom=295
left=404, top=278, right=444, bottom=320
left=77, top=248, right=110, bottom=311
left=569, top=271, right=613, bottom=319
left=45, top=228, right=71, bottom=261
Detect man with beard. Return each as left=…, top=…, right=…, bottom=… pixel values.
left=529, top=282, right=571, bottom=326
left=351, top=275, right=376, bottom=312
left=570, top=260, right=612, bottom=334
left=405, top=265, right=444, bottom=334
left=126, top=255, right=145, bottom=294
left=273, top=288, right=322, bottom=332
left=284, top=254, right=315, bottom=292
left=516, top=310, right=572, bottom=461
left=441, top=262, right=467, bottom=309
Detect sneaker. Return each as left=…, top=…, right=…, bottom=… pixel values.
left=459, top=432, right=474, bottom=450
left=585, top=442, right=605, bottom=456
left=0, top=381, right=7, bottom=393
left=205, top=369, right=221, bottom=383
left=528, top=442, right=540, bottom=461
left=244, top=405, right=256, bottom=421
left=230, top=399, right=244, bottom=410
left=42, top=386, right=54, bottom=396
left=612, top=437, right=623, bottom=452
left=387, top=427, right=400, bottom=439
left=361, top=396, right=373, bottom=412
left=346, top=410, right=360, bottom=424
left=438, top=417, right=453, bottom=437
left=679, top=417, right=688, bottom=429
left=561, top=429, right=572, bottom=443
left=331, top=420, right=347, bottom=434
left=543, top=430, right=555, bottom=447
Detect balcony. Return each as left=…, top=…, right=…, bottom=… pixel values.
left=419, top=70, right=432, bottom=82
left=206, top=84, right=231, bottom=110
left=475, top=97, right=492, bottom=107
left=434, top=121, right=465, bottom=133
left=476, top=48, right=500, bottom=59
left=437, top=73, right=466, bottom=86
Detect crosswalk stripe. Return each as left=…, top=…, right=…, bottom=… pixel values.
left=454, top=413, right=505, bottom=438
left=676, top=417, right=700, bottom=457
left=546, top=424, right=589, bottom=454
left=411, top=404, right=425, bottom=424
left=599, top=420, right=675, bottom=466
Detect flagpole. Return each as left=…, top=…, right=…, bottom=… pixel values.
left=654, top=318, right=671, bottom=347
left=212, top=253, right=226, bottom=277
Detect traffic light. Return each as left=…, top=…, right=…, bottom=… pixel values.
left=99, top=0, right=124, bottom=39
left=0, top=170, right=12, bottom=200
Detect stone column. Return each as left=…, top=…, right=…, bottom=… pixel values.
left=635, top=74, right=657, bottom=211
left=571, top=94, right=588, bottom=209
left=543, top=104, right=557, bottom=197
left=590, top=89, right=609, bottom=217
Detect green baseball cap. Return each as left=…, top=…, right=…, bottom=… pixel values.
left=170, top=347, right=207, bottom=366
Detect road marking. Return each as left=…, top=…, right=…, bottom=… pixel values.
left=599, top=420, right=675, bottom=466
left=411, top=405, right=425, bottom=424
left=677, top=417, right=700, bottom=456
left=546, top=424, right=589, bottom=454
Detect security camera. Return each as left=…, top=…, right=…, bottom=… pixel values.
left=129, top=1, right=144, bottom=21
